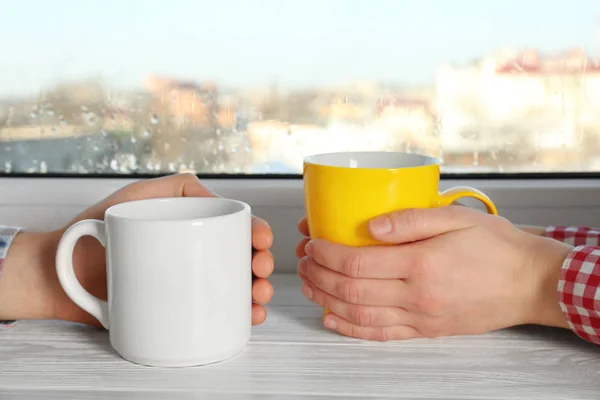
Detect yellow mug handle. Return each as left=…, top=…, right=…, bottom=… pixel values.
left=438, top=186, right=498, bottom=215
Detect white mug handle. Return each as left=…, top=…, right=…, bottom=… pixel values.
left=55, top=219, right=109, bottom=329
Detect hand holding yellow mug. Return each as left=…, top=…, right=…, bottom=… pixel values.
left=303, top=151, right=498, bottom=313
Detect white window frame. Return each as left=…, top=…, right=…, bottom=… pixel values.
left=0, top=177, right=598, bottom=272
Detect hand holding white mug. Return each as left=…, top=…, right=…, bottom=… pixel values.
left=0, top=174, right=274, bottom=328
left=297, top=206, right=571, bottom=341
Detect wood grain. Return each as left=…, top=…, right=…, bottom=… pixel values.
left=1, top=274, right=600, bottom=399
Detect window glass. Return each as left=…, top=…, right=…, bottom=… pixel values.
left=1, top=0, right=599, bottom=175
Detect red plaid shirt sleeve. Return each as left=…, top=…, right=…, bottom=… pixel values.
left=545, top=226, right=600, bottom=344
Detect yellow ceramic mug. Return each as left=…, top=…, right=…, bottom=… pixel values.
left=304, top=151, right=498, bottom=247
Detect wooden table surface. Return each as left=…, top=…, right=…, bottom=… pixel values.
left=1, top=274, right=600, bottom=399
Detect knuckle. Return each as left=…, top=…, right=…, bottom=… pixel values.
left=348, top=323, right=359, bottom=339
left=492, top=215, right=512, bottom=229
left=338, top=279, right=361, bottom=304
left=316, top=292, right=328, bottom=309
left=344, top=251, right=364, bottom=278
left=411, top=250, right=434, bottom=278
left=423, top=326, right=443, bottom=339
left=177, top=172, right=198, bottom=182
left=418, top=319, right=444, bottom=338
left=351, top=305, right=372, bottom=326
left=377, top=327, right=393, bottom=342
left=401, top=208, right=422, bottom=233
left=309, top=240, right=325, bottom=262
left=414, top=290, right=442, bottom=315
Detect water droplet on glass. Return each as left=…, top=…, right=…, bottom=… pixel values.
left=81, top=105, right=88, bottom=111
left=143, top=129, right=151, bottom=137
left=472, top=151, right=479, bottom=167
left=150, top=114, right=159, bottom=125
left=164, top=143, right=170, bottom=151
left=30, top=112, right=38, bottom=119
left=459, top=129, right=479, bottom=140
left=216, top=129, right=222, bottom=136
left=110, top=159, right=119, bottom=171
left=46, top=110, right=55, bottom=116
left=218, top=141, right=225, bottom=151
left=50, top=127, right=56, bottom=135
left=168, top=162, right=176, bottom=172
left=59, top=115, right=67, bottom=125
left=40, top=161, right=48, bottom=174
left=131, top=137, right=137, bottom=144
left=101, top=130, right=108, bottom=137
left=231, top=144, right=239, bottom=153
left=93, top=145, right=99, bottom=152
left=4, top=161, right=12, bottom=173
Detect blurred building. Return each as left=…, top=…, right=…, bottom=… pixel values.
left=435, top=48, right=600, bottom=160
left=145, top=75, right=234, bottom=128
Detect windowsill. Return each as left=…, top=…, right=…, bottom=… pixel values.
left=0, top=176, right=599, bottom=207
left=0, top=176, right=598, bottom=272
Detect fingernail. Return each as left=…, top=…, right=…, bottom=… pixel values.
left=301, top=283, right=313, bottom=300
left=298, top=257, right=308, bottom=275
left=370, top=215, right=392, bottom=235
left=324, top=316, right=337, bottom=329
left=304, top=240, right=313, bottom=256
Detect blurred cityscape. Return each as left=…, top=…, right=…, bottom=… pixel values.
left=2, top=45, right=600, bottom=174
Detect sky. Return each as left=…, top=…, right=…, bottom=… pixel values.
left=0, top=0, right=598, bottom=96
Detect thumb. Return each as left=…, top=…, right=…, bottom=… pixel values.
left=368, top=206, right=478, bottom=244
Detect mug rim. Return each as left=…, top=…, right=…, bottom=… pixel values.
left=303, top=151, right=440, bottom=170
left=105, top=197, right=250, bottom=223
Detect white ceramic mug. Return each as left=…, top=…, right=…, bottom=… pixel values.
left=55, top=197, right=252, bottom=367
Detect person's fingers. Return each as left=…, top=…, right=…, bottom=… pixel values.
left=322, top=313, right=422, bottom=341
left=298, top=257, right=406, bottom=307
left=252, top=278, right=274, bottom=304
left=252, top=217, right=273, bottom=251
left=298, top=218, right=309, bottom=237
left=296, top=238, right=310, bottom=259
left=176, top=173, right=217, bottom=198
left=300, top=280, right=411, bottom=327
left=305, top=239, right=417, bottom=279
left=252, top=250, right=274, bottom=278
left=252, top=303, right=267, bottom=325
left=368, top=206, right=480, bottom=244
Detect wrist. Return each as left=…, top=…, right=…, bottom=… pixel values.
left=0, top=231, right=61, bottom=321
left=523, top=235, right=571, bottom=329
left=518, top=225, right=547, bottom=236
